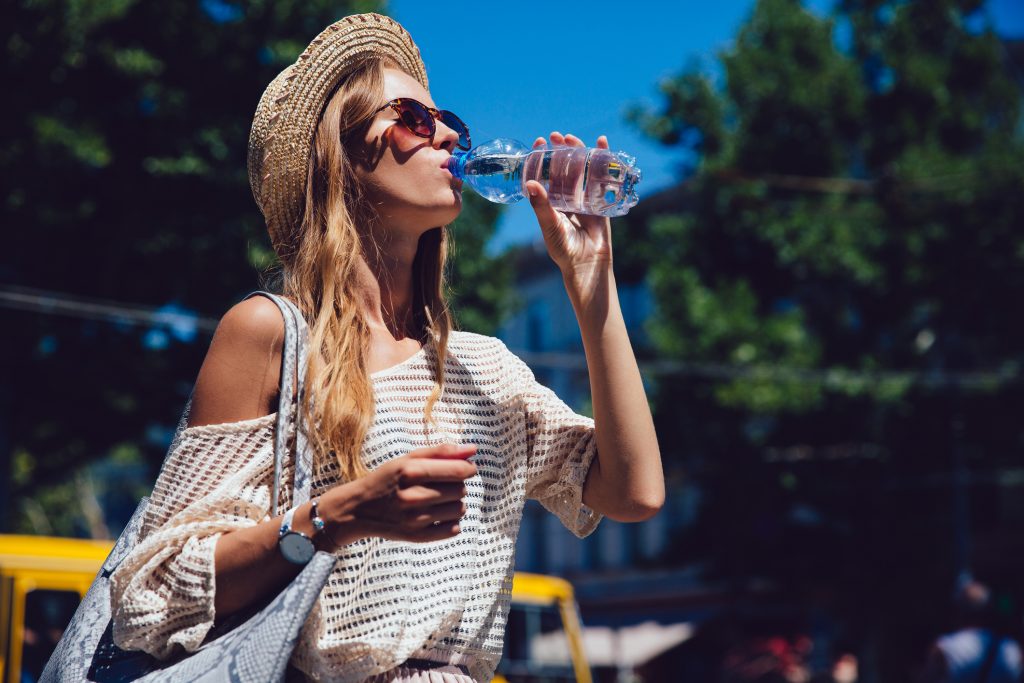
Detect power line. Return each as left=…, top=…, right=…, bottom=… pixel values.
left=2, top=284, right=1019, bottom=387
left=513, top=350, right=1020, bottom=388
left=710, top=168, right=977, bottom=195
left=0, top=285, right=218, bottom=334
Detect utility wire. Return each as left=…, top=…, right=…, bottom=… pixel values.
left=0, top=285, right=218, bottom=334
left=709, top=168, right=980, bottom=195
left=1, top=284, right=1019, bottom=387
left=515, top=350, right=1019, bottom=389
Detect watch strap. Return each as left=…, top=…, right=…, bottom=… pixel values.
left=310, top=498, right=325, bottom=535
left=278, top=505, right=314, bottom=565
left=280, top=505, right=298, bottom=537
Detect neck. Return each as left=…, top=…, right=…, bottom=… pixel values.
left=354, top=229, right=420, bottom=340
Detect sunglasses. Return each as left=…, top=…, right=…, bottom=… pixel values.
left=373, top=98, right=471, bottom=151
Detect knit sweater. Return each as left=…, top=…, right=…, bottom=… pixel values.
left=109, top=331, right=601, bottom=682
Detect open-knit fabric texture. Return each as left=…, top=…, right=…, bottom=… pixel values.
left=109, top=331, right=601, bottom=682
left=363, top=664, right=474, bottom=683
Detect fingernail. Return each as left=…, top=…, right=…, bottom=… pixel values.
left=528, top=186, right=537, bottom=197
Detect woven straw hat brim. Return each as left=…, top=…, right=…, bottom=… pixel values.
left=247, top=13, right=429, bottom=254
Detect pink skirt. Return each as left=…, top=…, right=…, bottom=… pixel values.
left=364, top=663, right=476, bottom=683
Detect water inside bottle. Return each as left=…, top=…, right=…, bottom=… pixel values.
left=521, top=146, right=639, bottom=217
left=453, top=141, right=641, bottom=216
left=461, top=155, right=524, bottom=203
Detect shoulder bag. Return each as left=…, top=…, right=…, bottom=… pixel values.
left=40, top=291, right=335, bottom=682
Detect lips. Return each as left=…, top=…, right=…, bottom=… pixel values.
left=439, top=157, right=461, bottom=189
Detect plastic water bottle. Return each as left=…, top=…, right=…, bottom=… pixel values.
left=446, top=138, right=642, bottom=217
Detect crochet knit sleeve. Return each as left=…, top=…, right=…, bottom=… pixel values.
left=109, top=415, right=288, bottom=660
left=502, top=343, right=602, bottom=538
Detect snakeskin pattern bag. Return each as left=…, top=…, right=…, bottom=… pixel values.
left=40, top=291, right=337, bottom=682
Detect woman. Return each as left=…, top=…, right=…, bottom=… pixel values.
left=109, top=12, right=663, bottom=683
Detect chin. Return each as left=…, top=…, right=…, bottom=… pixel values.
left=434, top=195, right=463, bottom=226
left=397, top=193, right=462, bottom=235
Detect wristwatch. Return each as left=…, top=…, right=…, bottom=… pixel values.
left=278, top=505, right=315, bottom=565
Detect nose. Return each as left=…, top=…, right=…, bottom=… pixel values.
left=433, top=117, right=460, bottom=152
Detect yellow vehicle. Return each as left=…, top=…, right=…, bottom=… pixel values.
left=498, top=573, right=593, bottom=683
left=1, top=535, right=591, bottom=683
left=0, top=535, right=112, bottom=683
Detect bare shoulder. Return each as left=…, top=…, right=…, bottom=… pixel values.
left=218, top=295, right=287, bottom=348
left=187, top=295, right=286, bottom=428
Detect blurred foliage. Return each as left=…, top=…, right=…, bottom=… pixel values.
left=448, top=192, right=515, bottom=336
left=621, top=0, right=1023, bottom=663
left=0, top=0, right=512, bottom=535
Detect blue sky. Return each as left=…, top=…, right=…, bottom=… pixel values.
left=387, top=0, right=1024, bottom=253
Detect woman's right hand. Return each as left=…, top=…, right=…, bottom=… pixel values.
left=317, top=443, right=477, bottom=548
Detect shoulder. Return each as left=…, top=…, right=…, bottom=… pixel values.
left=1001, top=636, right=1023, bottom=668
left=216, top=294, right=287, bottom=349
left=187, top=294, right=287, bottom=428
left=934, top=629, right=983, bottom=659
left=444, top=331, right=533, bottom=391
left=446, top=330, right=513, bottom=363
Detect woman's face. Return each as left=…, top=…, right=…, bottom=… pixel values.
left=352, top=67, right=464, bottom=240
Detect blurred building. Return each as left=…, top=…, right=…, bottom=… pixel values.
left=498, top=175, right=702, bottom=581
left=497, top=239, right=688, bottom=578
left=496, top=231, right=715, bottom=676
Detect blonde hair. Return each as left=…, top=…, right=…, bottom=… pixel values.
left=264, top=56, right=452, bottom=481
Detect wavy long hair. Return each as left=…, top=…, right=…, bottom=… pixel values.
left=263, top=55, right=452, bottom=481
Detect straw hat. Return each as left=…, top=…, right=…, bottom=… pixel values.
left=247, top=13, right=429, bottom=255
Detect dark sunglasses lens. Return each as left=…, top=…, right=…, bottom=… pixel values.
left=396, top=100, right=433, bottom=137
left=440, top=111, right=471, bottom=149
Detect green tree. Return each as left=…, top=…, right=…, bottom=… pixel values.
left=1, top=0, right=512, bottom=535
left=622, top=0, right=1023, bottom=668
left=448, top=193, right=515, bottom=336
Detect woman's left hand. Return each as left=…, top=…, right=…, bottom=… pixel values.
left=526, top=132, right=613, bottom=274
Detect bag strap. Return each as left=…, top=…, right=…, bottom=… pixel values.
left=242, top=291, right=314, bottom=515
left=975, top=629, right=1003, bottom=683
left=100, top=292, right=311, bottom=577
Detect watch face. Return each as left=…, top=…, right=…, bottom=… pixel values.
left=280, top=532, right=315, bottom=565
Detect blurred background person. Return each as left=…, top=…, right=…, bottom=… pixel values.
left=920, top=578, right=1022, bottom=683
